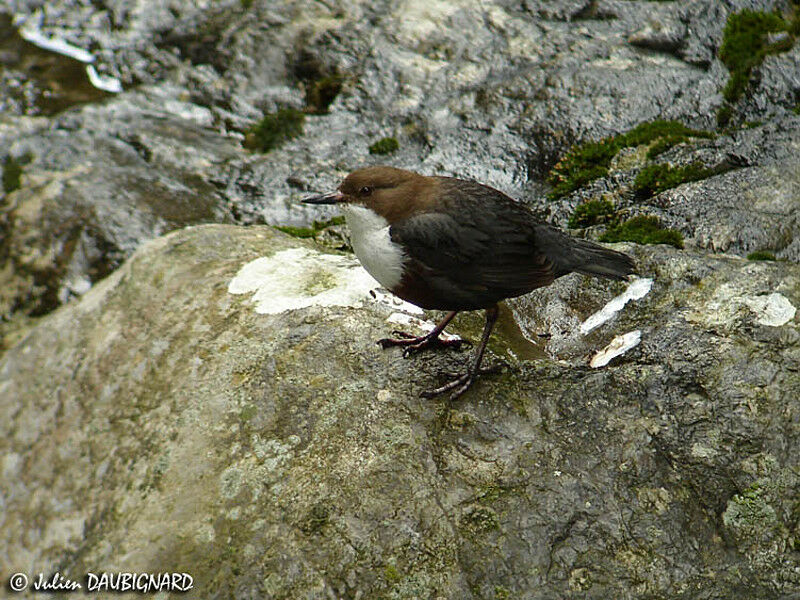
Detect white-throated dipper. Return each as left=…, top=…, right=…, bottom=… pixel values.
left=303, top=166, right=635, bottom=400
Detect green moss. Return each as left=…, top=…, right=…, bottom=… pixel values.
left=547, top=139, right=620, bottom=199
left=568, top=198, right=616, bottom=229
left=623, top=121, right=713, bottom=159
left=2, top=156, right=22, bottom=194
left=600, top=215, right=684, bottom=248
left=791, top=5, right=800, bottom=36
left=717, top=103, right=734, bottom=127
left=622, top=120, right=713, bottom=147
left=719, top=9, right=796, bottom=104
left=368, top=137, right=400, bottom=155
left=244, top=108, right=305, bottom=152
left=747, top=250, right=777, bottom=261
left=634, top=163, right=714, bottom=198
left=793, top=104, right=800, bottom=115
left=547, top=120, right=713, bottom=199
left=273, top=225, right=315, bottom=238
left=494, top=586, right=512, bottom=599
left=274, top=216, right=345, bottom=239
left=319, top=215, right=345, bottom=227
left=239, top=404, right=257, bottom=422
left=645, top=137, right=675, bottom=159
left=305, top=74, right=344, bottom=115
left=384, top=565, right=402, bottom=583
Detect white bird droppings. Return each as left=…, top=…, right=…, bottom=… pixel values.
left=581, top=278, right=653, bottom=335
left=590, top=330, right=642, bottom=368
left=744, top=293, right=797, bottom=327
left=228, top=248, right=380, bottom=314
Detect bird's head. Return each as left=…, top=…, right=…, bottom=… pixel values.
left=302, top=166, right=430, bottom=222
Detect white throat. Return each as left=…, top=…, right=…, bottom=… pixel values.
left=342, top=204, right=406, bottom=290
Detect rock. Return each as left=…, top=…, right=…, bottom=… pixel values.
left=0, top=88, right=239, bottom=340
left=1, top=224, right=798, bottom=598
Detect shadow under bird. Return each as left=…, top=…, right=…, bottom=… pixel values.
left=304, top=166, right=635, bottom=400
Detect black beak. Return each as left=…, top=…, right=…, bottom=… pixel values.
left=302, top=190, right=345, bottom=205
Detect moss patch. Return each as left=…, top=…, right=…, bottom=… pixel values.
left=634, top=163, right=714, bottom=198
left=717, top=7, right=800, bottom=122
left=494, top=586, right=512, bottom=599
left=368, top=137, right=400, bottom=155
left=568, top=198, right=616, bottom=229
left=600, top=215, right=684, bottom=248
left=623, top=120, right=713, bottom=151
left=547, top=139, right=617, bottom=200
left=547, top=120, right=713, bottom=199
left=2, top=156, right=23, bottom=194
left=384, top=564, right=402, bottom=583
left=747, top=250, right=777, bottom=261
left=274, top=216, right=345, bottom=239
left=244, top=108, right=305, bottom=152
left=305, top=75, right=344, bottom=115
left=719, top=10, right=794, bottom=103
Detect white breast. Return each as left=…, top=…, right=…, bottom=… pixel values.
left=342, top=204, right=406, bottom=290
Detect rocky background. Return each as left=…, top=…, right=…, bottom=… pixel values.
left=1, top=0, right=799, bottom=598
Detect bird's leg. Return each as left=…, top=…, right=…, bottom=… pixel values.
left=421, top=304, right=499, bottom=401
left=377, top=311, right=463, bottom=356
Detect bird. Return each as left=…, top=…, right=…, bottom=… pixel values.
left=303, top=166, right=635, bottom=400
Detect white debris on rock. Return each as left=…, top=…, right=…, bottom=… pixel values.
left=229, top=249, right=436, bottom=329
left=18, top=26, right=123, bottom=93
left=744, top=293, right=796, bottom=327
left=228, top=248, right=380, bottom=314
left=581, top=278, right=653, bottom=335
left=590, top=330, right=642, bottom=368
left=690, top=285, right=797, bottom=329
left=86, top=65, right=123, bottom=93
left=19, top=27, right=95, bottom=63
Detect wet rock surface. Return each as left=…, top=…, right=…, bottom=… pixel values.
left=2, top=0, right=800, bottom=597
left=1, top=225, right=798, bottom=599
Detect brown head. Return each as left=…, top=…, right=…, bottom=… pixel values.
left=302, top=166, right=439, bottom=222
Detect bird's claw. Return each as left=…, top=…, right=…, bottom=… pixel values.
left=390, top=330, right=417, bottom=339
left=420, top=372, right=473, bottom=400
left=420, top=364, right=504, bottom=400
left=377, top=333, right=465, bottom=356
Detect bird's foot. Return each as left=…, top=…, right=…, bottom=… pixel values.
left=377, top=330, right=466, bottom=357
left=420, top=364, right=503, bottom=401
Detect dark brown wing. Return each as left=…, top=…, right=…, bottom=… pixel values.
left=389, top=178, right=555, bottom=310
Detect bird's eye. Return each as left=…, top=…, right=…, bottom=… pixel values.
left=359, top=186, right=372, bottom=196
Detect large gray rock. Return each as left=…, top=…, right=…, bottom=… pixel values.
left=1, top=224, right=798, bottom=599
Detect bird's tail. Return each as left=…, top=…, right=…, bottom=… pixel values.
left=568, top=237, right=636, bottom=281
